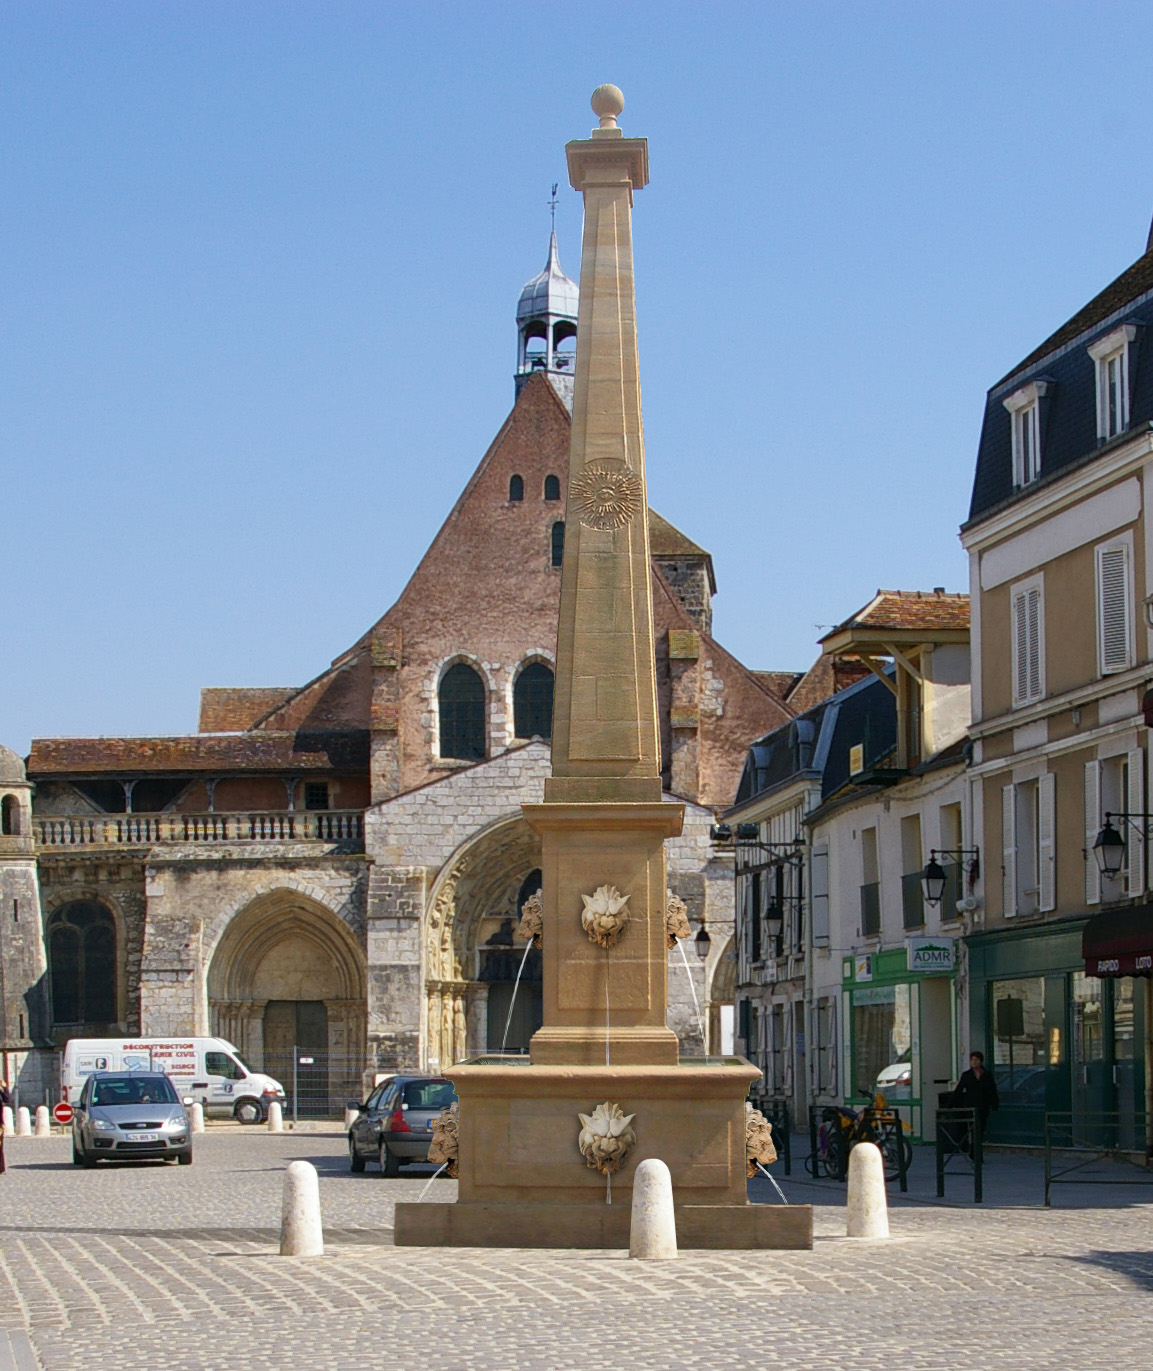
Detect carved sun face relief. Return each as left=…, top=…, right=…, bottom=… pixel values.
left=569, top=464, right=644, bottom=530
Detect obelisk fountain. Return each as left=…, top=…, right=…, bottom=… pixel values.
left=395, top=88, right=811, bottom=1250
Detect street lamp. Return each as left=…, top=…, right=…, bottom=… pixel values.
left=921, top=856, right=947, bottom=907
left=919, top=848, right=981, bottom=908
left=694, top=923, right=711, bottom=960
left=1093, top=818, right=1127, bottom=878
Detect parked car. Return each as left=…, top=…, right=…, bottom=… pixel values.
left=61, top=1036, right=286, bottom=1123
left=348, top=1075, right=457, bottom=1177
left=72, top=1071, right=192, bottom=1167
left=875, top=1054, right=913, bottom=1101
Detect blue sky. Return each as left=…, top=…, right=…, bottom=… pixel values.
left=4, top=2, right=1153, bottom=753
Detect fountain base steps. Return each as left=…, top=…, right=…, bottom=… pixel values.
left=394, top=1199, right=812, bottom=1249
left=393, top=1059, right=811, bottom=1250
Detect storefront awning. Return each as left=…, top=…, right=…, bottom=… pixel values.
left=1082, top=905, right=1153, bottom=977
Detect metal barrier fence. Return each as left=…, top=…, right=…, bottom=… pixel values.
left=935, top=1105, right=983, bottom=1203
left=1043, top=1111, right=1153, bottom=1206
left=263, top=1051, right=370, bottom=1122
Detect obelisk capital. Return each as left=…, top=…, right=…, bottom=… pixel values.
left=566, top=85, right=649, bottom=194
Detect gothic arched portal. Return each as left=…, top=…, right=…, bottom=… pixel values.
left=207, top=892, right=366, bottom=1116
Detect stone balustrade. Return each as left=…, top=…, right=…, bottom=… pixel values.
left=33, top=810, right=365, bottom=849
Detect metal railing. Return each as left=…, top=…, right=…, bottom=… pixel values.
left=859, top=882, right=881, bottom=936
left=1043, top=1111, right=1153, bottom=1206
left=901, top=871, right=925, bottom=929
left=935, top=1104, right=983, bottom=1202
left=33, top=810, right=365, bottom=849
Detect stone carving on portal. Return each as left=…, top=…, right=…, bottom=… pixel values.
left=428, top=1101, right=460, bottom=1179
left=517, top=890, right=543, bottom=948
left=577, top=1102, right=637, bottom=1175
left=580, top=885, right=630, bottom=948
left=665, top=892, right=690, bottom=949
left=569, top=463, right=644, bottom=530
left=426, top=859, right=470, bottom=1068
left=744, top=1102, right=777, bottom=1177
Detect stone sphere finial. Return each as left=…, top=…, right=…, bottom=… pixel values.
left=591, top=84, right=625, bottom=129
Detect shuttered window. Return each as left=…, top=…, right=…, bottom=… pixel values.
left=1096, top=541, right=1132, bottom=675
left=1011, top=578, right=1044, bottom=706
left=810, top=847, right=829, bottom=947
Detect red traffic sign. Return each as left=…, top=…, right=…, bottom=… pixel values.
left=52, top=1103, right=74, bottom=1125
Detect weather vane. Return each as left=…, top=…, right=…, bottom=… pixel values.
left=549, top=182, right=558, bottom=233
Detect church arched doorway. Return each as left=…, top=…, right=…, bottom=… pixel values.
left=425, top=816, right=542, bottom=1070
left=207, top=892, right=366, bottom=1117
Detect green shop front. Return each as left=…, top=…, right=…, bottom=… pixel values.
left=968, top=914, right=1152, bottom=1149
left=841, top=937, right=958, bottom=1141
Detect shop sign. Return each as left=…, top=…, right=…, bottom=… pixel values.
left=907, top=936, right=955, bottom=974
left=854, top=954, right=873, bottom=983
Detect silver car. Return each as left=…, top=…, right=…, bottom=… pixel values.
left=72, top=1071, right=192, bottom=1167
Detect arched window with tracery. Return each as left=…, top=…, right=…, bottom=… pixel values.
left=514, top=663, right=554, bottom=740
left=439, top=663, right=487, bottom=761
left=47, top=901, right=117, bottom=1028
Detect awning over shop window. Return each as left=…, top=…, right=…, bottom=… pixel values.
left=1082, top=905, right=1153, bottom=977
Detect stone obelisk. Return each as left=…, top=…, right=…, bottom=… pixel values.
left=524, top=85, right=683, bottom=1067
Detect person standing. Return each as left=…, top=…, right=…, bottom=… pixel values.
left=0, top=1078, right=10, bottom=1175
left=953, top=1051, right=1000, bottom=1129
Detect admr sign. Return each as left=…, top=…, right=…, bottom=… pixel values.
left=52, top=1103, right=74, bottom=1125
left=906, top=936, right=955, bottom=975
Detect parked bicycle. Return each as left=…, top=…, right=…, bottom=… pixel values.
left=806, top=1093, right=913, bottom=1183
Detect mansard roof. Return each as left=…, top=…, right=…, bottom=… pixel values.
left=968, top=241, right=1153, bottom=527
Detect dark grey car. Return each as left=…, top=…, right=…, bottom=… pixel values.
left=347, top=1075, right=456, bottom=1177
left=72, top=1071, right=192, bottom=1167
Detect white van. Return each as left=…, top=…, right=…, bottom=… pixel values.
left=61, top=1037, right=287, bottom=1124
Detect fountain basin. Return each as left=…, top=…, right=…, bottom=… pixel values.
left=394, top=1060, right=812, bottom=1249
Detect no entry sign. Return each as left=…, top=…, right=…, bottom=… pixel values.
left=52, top=1103, right=74, bottom=1125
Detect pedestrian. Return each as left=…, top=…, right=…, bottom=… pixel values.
left=953, top=1051, right=1000, bottom=1131
left=0, top=1077, right=10, bottom=1175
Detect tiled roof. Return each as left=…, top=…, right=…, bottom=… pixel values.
left=27, top=730, right=369, bottom=775
left=822, top=590, right=970, bottom=640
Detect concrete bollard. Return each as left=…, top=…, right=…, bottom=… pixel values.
left=189, top=1102, right=205, bottom=1134
left=16, top=1107, right=31, bottom=1137
left=629, top=1158, right=678, bottom=1260
left=2, top=1106, right=13, bottom=1135
left=846, top=1141, right=889, bottom=1239
left=267, top=1102, right=284, bottom=1133
left=280, top=1160, right=324, bottom=1257
left=34, top=1106, right=51, bottom=1138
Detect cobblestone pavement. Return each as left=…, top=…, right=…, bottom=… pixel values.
left=0, top=1130, right=1150, bottom=1370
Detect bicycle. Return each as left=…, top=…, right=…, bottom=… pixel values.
left=807, top=1093, right=913, bottom=1182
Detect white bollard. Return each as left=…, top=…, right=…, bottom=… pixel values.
left=267, top=1101, right=284, bottom=1133
left=34, top=1105, right=51, bottom=1138
left=280, top=1160, right=324, bottom=1257
left=1, top=1106, right=12, bottom=1135
left=189, top=1102, right=205, bottom=1134
left=16, top=1107, right=31, bottom=1137
left=629, top=1158, right=678, bottom=1260
left=846, top=1140, right=889, bottom=1239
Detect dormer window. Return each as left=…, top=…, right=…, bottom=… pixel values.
left=1003, top=379, right=1050, bottom=487
left=1088, top=324, right=1138, bottom=441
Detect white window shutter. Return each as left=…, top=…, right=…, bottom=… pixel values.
left=1127, top=747, right=1146, bottom=897
left=1097, top=544, right=1132, bottom=674
left=1002, top=784, right=1017, bottom=918
left=1013, top=592, right=1028, bottom=705
left=1026, top=586, right=1043, bottom=700
left=1038, top=772, right=1056, bottom=912
left=1085, top=759, right=1101, bottom=906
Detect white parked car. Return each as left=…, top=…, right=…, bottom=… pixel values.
left=61, top=1037, right=286, bottom=1124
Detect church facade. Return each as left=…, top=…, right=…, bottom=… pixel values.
left=2, top=238, right=799, bottom=1108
